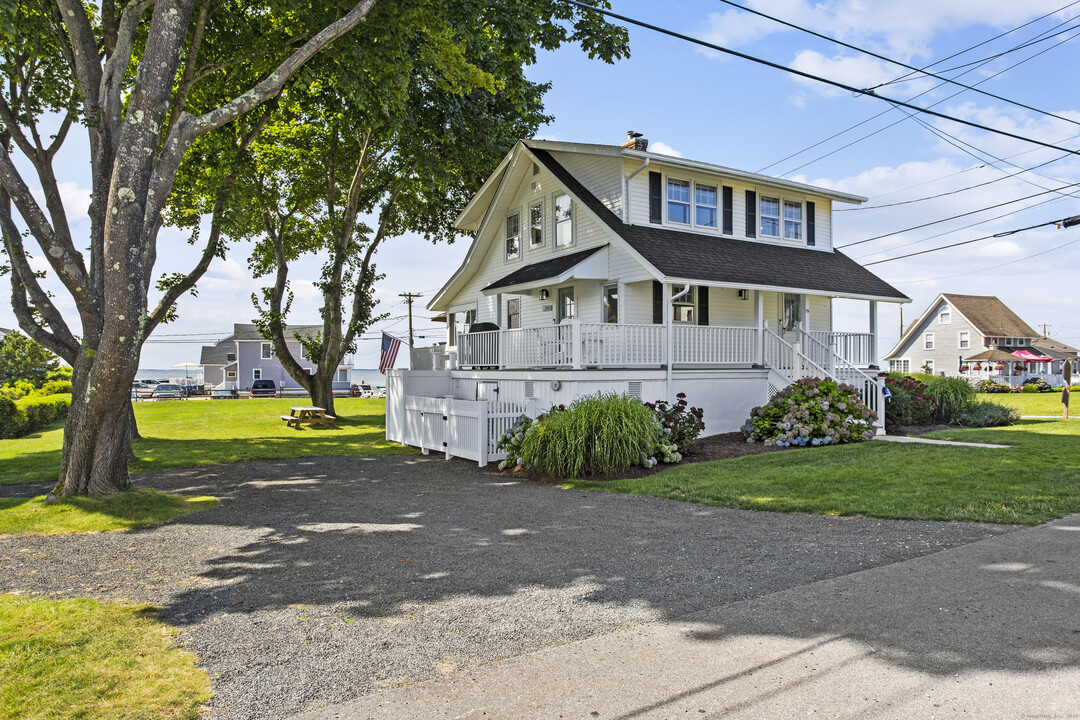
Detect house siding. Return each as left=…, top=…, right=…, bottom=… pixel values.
left=236, top=340, right=317, bottom=390
left=552, top=151, right=622, bottom=217
left=889, top=300, right=983, bottom=375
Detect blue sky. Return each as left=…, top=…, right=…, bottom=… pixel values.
left=5, top=0, right=1080, bottom=369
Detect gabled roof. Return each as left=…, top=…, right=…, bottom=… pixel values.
left=941, top=295, right=1039, bottom=338
left=232, top=323, right=325, bottom=341
left=1034, top=336, right=1079, bottom=359
left=200, top=338, right=235, bottom=366
left=483, top=246, right=605, bottom=292
left=529, top=148, right=908, bottom=302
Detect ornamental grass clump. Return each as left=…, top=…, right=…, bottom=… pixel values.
left=742, top=377, right=876, bottom=447
left=923, top=376, right=976, bottom=422
left=516, top=393, right=660, bottom=479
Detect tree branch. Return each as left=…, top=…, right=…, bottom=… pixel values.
left=100, top=0, right=156, bottom=139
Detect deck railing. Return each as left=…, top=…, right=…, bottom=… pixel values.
left=811, top=331, right=875, bottom=367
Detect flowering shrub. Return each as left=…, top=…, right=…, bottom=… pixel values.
left=496, top=414, right=534, bottom=471
left=973, top=379, right=1012, bottom=393
left=1021, top=377, right=1054, bottom=393
left=741, top=377, right=876, bottom=447
left=884, top=375, right=938, bottom=429
left=644, top=393, right=705, bottom=455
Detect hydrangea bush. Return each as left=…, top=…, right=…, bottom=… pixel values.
left=645, top=393, right=705, bottom=455
left=742, top=377, right=876, bottom=447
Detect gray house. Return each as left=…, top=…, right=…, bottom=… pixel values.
left=200, top=323, right=353, bottom=391
left=883, top=294, right=1056, bottom=381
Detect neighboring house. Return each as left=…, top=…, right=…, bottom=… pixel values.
left=386, top=133, right=910, bottom=462
left=883, top=294, right=1068, bottom=381
left=200, top=323, right=353, bottom=391
left=1032, top=337, right=1078, bottom=376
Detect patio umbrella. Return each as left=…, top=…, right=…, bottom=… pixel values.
left=173, top=361, right=201, bottom=380
left=1064, top=359, right=1073, bottom=419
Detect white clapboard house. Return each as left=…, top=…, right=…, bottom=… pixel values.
left=386, top=134, right=910, bottom=464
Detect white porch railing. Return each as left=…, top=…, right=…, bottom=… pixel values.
left=811, top=331, right=875, bottom=367
left=579, top=323, right=666, bottom=366
left=672, top=326, right=757, bottom=364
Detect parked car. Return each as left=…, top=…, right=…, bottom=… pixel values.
left=152, top=383, right=182, bottom=400
left=131, top=381, right=154, bottom=399
left=352, top=383, right=373, bottom=398
left=210, top=387, right=239, bottom=400
left=250, top=379, right=278, bottom=398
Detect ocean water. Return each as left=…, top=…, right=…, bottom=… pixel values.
left=136, top=368, right=388, bottom=386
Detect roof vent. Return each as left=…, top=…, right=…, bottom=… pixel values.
left=621, top=130, right=648, bottom=152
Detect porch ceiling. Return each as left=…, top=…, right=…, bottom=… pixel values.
left=482, top=245, right=607, bottom=294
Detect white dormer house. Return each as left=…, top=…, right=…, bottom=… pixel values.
left=387, top=135, right=910, bottom=464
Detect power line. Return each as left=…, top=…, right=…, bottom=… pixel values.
left=713, top=0, right=1080, bottom=129
left=892, top=232, right=1080, bottom=280
left=838, top=179, right=1080, bottom=248
left=863, top=213, right=1080, bottom=266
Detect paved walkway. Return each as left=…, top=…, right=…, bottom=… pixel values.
left=874, top=435, right=1009, bottom=448
left=294, top=514, right=1080, bottom=720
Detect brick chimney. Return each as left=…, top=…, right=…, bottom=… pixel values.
left=621, top=130, right=648, bottom=151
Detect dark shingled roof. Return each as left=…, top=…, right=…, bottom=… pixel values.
left=483, top=246, right=604, bottom=291
left=528, top=147, right=909, bottom=301
left=943, top=295, right=1040, bottom=338
left=200, top=340, right=235, bottom=366
left=232, top=323, right=325, bottom=341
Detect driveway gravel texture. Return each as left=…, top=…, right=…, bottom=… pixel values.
left=0, top=455, right=1016, bottom=719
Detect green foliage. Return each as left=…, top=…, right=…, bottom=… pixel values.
left=15, top=394, right=71, bottom=437
left=923, top=376, right=976, bottom=422
left=0, top=379, right=35, bottom=400
left=743, top=377, right=876, bottom=446
left=1021, top=377, right=1054, bottom=392
left=0, top=395, right=20, bottom=439
left=30, top=380, right=72, bottom=396
left=884, top=375, right=938, bottom=429
left=0, top=332, right=59, bottom=387
left=518, top=394, right=659, bottom=479
left=645, top=393, right=705, bottom=455
left=954, top=401, right=1020, bottom=428
left=974, top=379, right=1012, bottom=393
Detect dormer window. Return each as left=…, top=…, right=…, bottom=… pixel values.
left=696, top=185, right=717, bottom=228
left=505, top=212, right=520, bottom=260
left=667, top=179, right=690, bottom=224
left=783, top=201, right=802, bottom=240
left=760, top=197, right=780, bottom=237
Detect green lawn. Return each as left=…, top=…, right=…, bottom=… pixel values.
left=978, top=391, right=1072, bottom=416
left=0, top=594, right=211, bottom=720
left=0, top=488, right=220, bottom=536
left=569, top=419, right=1080, bottom=525
left=0, top=397, right=413, bottom=486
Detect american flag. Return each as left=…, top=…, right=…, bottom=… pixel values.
left=379, top=332, right=403, bottom=373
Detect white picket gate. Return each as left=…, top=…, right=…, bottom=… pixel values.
left=401, top=396, right=539, bottom=466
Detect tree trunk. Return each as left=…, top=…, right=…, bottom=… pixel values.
left=310, top=369, right=337, bottom=417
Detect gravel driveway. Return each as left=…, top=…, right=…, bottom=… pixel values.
left=0, top=455, right=1015, bottom=719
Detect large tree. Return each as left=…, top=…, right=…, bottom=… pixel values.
left=229, top=1, right=629, bottom=413
left=0, top=0, right=379, bottom=495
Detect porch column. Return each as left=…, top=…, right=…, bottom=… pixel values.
left=753, top=290, right=764, bottom=366
left=664, top=282, right=673, bottom=398
left=869, top=300, right=879, bottom=369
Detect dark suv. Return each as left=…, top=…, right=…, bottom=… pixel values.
left=250, top=379, right=278, bottom=398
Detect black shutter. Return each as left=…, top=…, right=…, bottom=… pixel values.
left=722, top=186, right=733, bottom=234
left=806, top=201, right=816, bottom=246
left=697, top=286, right=709, bottom=326
left=652, top=281, right=663, bottom=324
left=649, top=172, right=662, bottom=224
left=745, top=190, right=756, bottom=238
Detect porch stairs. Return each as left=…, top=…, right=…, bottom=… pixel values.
left=763, top=327, right=885, bottom=432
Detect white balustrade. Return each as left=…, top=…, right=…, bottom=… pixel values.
left=672, top=326, right=757, bottom=364
left=579, top=323, right=666, bottom=366
left=811, top=331, right=875, bottom=367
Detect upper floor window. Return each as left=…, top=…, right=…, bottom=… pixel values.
left=554, top=194, right=573, bottom=246
left=667, top=179, right=690, bottom=224
left=226, top=352, right=236, bottom=363
left=924, top=332, right=935, bottom=350
left=783, top=201, right=802, bottom=241
left=505, top=212, right=520, bottom=260
left=959, top=331, right=970, bottom=349
left=261, top=342, right=274, bottom=359
left=695, top=185, right=717, bottom=228
left=760, top=196, right=780, bottom=237
left=529, top=201, right=543, bottom=247
left=939, top=309, right=951, bottom=324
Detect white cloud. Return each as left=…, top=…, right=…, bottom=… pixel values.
left=649, top=141, right=683, bottom=157
left=31, top=181, right=92, bottom=222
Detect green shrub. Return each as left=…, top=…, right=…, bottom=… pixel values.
left=884, top=375, right=937, bottom=429
left=15, top=393, right=71, bottom=436
left=29, top=379, right=72, bottom=396
left=517, top=393, right=660, bottom=479
left=645, top=393, right=705, bottom=455
left=974, top=379, right=1012, bottom=393
left=923, top=376, right=975, bottom=422
left=742, top=377, right=876, bottom=446
left=1020, top=384, right=1040, bottom=394
left=0, top=395, right=24, bottom=439
left=954, top=401, right=1019, bottom=427
left=0, top=379, right=35, bottom=400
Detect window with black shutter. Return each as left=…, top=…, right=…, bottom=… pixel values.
left=697, top=286, right=709, bottom=326
left=806, top=201, right=816, bottom=246
left=652, top=281, right=663, bottom=323
left=745, top=190, right=756, bottom=237
left=722, top=187, right=733, bottom=234
left=649, top=172, right=662, bottom=224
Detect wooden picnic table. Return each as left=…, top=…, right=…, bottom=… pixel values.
left=281, top=406, right=336, bottom=429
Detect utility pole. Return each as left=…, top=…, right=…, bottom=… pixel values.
left=399, top=292, right=423, bottom=346
left=1042, top=322, right=1049, bottom=337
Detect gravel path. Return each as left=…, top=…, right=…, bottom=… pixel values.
left=0, top=455, right=1016, bottom=720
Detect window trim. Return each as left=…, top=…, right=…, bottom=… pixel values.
left=226, top=370, right=237, bottom=380
left=602, top=283, right=619, bottom=324
left=782, top=199, right=802, bottom=241
left=252, top=368, right=262, bottom=380
left=506, top=297, right=521, bottom=329
left=529, top=199, right=544, bottom=248
left=759, top=195, right=781, bottom=238
left=924, top=359, right=935, bottom=374
left=671, top=284, right=697, bottom=325
left=924, top=332, right=935, bottom=350
left=557, top=285, right=575, bottom=322
left=666, top=178, right=691, bottom=225
left=939, top=310, right=951, bottom=324
left=554, top=193, right=573, bottom=247
left=695, top=183, right=718, bottom=229
left=958, top=330, right=970, bottom=350
left=504, top=210, right=521, bottom=261
left=260, top=342, right=274, bottom=359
